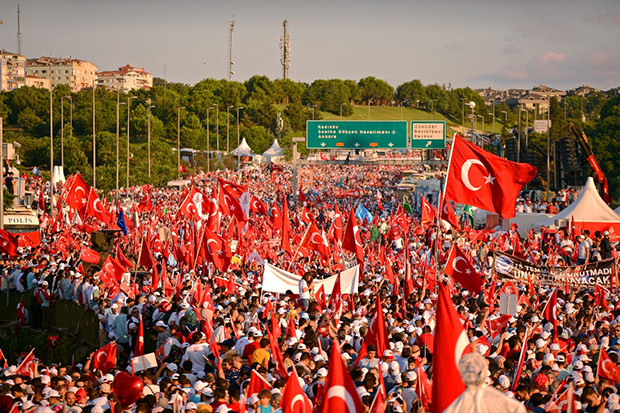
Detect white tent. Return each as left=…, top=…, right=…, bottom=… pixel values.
left=535, top=177, right=620, bottom=228
left=231, top=138, right=256, bottom=157
left=262, top=139, right=284, bottom=161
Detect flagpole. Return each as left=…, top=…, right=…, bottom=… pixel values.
left=193, top=224, right=206, bottom=270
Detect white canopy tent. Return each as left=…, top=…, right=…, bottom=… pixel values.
left=534, top=177, right=620, bottom=230
left=262, top=139, right=284, bottom=162
left=231, top=138, right=256, bottom=157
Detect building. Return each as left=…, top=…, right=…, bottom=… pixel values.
left=26, top=56, right=97, bottom=91
left=96, top=64, right=153, bottom=92
left=25, top=75, right=51, bottom=89
left=568, top=84, right=601, bottom=97
left=0, top=50, right=26, bottom=91
left=517, top=85, right=566, bottom=116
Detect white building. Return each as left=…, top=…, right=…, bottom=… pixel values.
left=96, top=65, right=153, bottom=92
left=26, top=56, right=97, bottom=91
left=0, top=50, right=26, bottom=91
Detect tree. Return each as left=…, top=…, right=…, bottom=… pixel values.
left=243, top=126, right=273, bottom=155
left=358, top=76, right=394, bottom=105
left=396, top=80, right=426, bottom=106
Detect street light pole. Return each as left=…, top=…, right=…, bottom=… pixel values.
left=126, top=96, right=137, bottom=190
left=517, top=108, right=525, bottom=163
left=460, top=98, right=465, bottom=130
left=116, top=91, right=126, bottom=202
left=92, top=84, right=96, bottom=188
left=50, top=82, right=54, bottom=202
left=477, top=115, right=484, bottom=134
left=147, top=98, right=155, bottom=177
left=207, top=106, right=213, bottom=172
left=61, top=95, right=71, bottom=170
left=546, top=109, right=551, bottom=200
left=467, top=101, right=475, bottom=142
left=491, top=100, right=495, bottom=135
left=236, top=106, right=243, bottom=167
left=177, top=106, right=185, bottom=178
left=525, top=109, right=530, bottom=147
left=215, top=104, right=219, bottom=153
left=227, top=105, right=233, bottom=153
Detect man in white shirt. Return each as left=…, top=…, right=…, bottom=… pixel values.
left=181, top=332, right=211, bottom=373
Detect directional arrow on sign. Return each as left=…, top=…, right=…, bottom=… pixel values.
left=388, top=142, right=394, bottom=147
left=426, top=141, right=432, bottom=147
left=392, top=131, right=396, bottom=134
left=320, top=142, right=326, bottom=147
left=354, top=142, right=360, bottom=147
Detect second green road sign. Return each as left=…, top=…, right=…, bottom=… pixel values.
left=306, top=120, right=408, bottom=149
left=410, top=120, right=446, bottom=149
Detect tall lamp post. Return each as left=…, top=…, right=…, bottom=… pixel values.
left=477, top=115, right=484, bottom=134
left=517, top=108, right=526, bottom=162
left=61, top=95, right=71, bottom=170
left=115, top=91, right=126, bottom=201
left=460, top=98, right=466, bottom=130
left=226, top=105, right=233, bottom=153
left=236, top=106, right=243, bottom=167
left=49, top=82, right=54, bottom=202
left=491, top=99, right=495, bottom=135
left=214, top=103, right=219, bottom=153
left=207, top=106, right=213, bottom=172
left=92, top=84, right=96, bottom=188
left=546, top=108, right=551, bottom=200
left=126, top=96, right=137, bottom=190
left=177, top=106, right=185, bottom=178
left=467, top=101, right=475, bottom=142
left=147, top=98, right=155, bottom=177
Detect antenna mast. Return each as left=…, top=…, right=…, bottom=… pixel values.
left=228, top=17, right=235, bottom=81
left=17, top=5, right=22, bottom=55
left=280, top=19, right=291, bottom=80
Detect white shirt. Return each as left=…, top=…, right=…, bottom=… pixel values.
left=182, top=342, right=211, bottom=373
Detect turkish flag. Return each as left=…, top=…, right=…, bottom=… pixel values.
left=332, top=203, right=344, bottom=243
left=86, top=188, right=112, bottom=224
left=17, top=231, right=41, bottom=248
left=542, top=288, right=558, bottom=337
left=486, top=314, right=512, bottom=339
left=598, top=347, right=620, bottom=382
left=0, top=229, right=18, bottom=256
left=250, top=196, right=269, bottom=216
left=271, top=203, right=282, bottom=231
left=315, top=284, right=327, bottom=311
left=267, top=327, right=288, bottom=379
left=16, top=296, right=26, bottom=326
left=357, top=295, right=389, bottom=363
left=282, top=368, right=313, bottom=413
left=328, top=273, right=344, bottom=321
left=342, top=208, right=364, bottom=263
left=440, top=199, right=460, bottom=229
left=178, top=186, right=207, bottom=221
left=319, top=338, right=364, bottom=413
left=116, top=245, right=133, bottom=268
left=102, top=256, right=127, bottom=282
left=247, top=369, right=272, bottom=397
left=219, top=182, right=248, bottom=223
left=139, top=237, right=156, bottom=270
left=218, top=177, right=247, bottom=198
left=202, top=226, right=232, bottom=272
left=431, top=283, right=471, bottom=413
left=445, top=134, right=537, bottom=219
left=92, top=342, right=117, bottom=374
left=65, top=172, right=90, bottom=217
left=421, top=196, right=435, bottom=224
left=416, top=358, right=433, bottom=412
left=594, top=285, right=610, bottom=311
left=16, top=349, right=35, bottom=379
left=498, top=280, right=518, bottom=297
left=443, top=245, right=483, bottom=295
left=281, top=193, right=292, bottom=255
left=80, top=246, right=101, bottom=264
left=298, top=222, right=330, bottom=258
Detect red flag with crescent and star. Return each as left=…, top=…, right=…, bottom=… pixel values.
left=421, top=196, right=435, bottom=224
left=443, top=244, right=483, bottom=295
left=16, top=349, right=35, bottom=379
left=92, top=342, right=117, bottom=374
left=342, top=207, right=364, bottom=264
left=319, top=338, right=364, bottom=413
left=445, top=135, right=537, bottom=219
left=281, top=368, right=313, bottom=413
left=542, top=288, right=558, bottom=338
left=431, top=283, right=471, bottom=413
left=598, top=346, right=620, bottom=382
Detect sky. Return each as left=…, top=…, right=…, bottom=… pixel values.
left=1, top=0, right=619, bottom=91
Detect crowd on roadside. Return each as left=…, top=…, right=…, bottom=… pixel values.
left=1, top=164, right=619, bottom=413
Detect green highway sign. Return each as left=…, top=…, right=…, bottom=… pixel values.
left=306, top=120, right=408, bottom=149
left=411, top=120, right=446, bottom=149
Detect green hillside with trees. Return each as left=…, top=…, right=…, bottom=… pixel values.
left=0, top=75, right=618, bottom=196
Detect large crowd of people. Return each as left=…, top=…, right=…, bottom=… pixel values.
left=0, top=163, right=618, bottom=413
